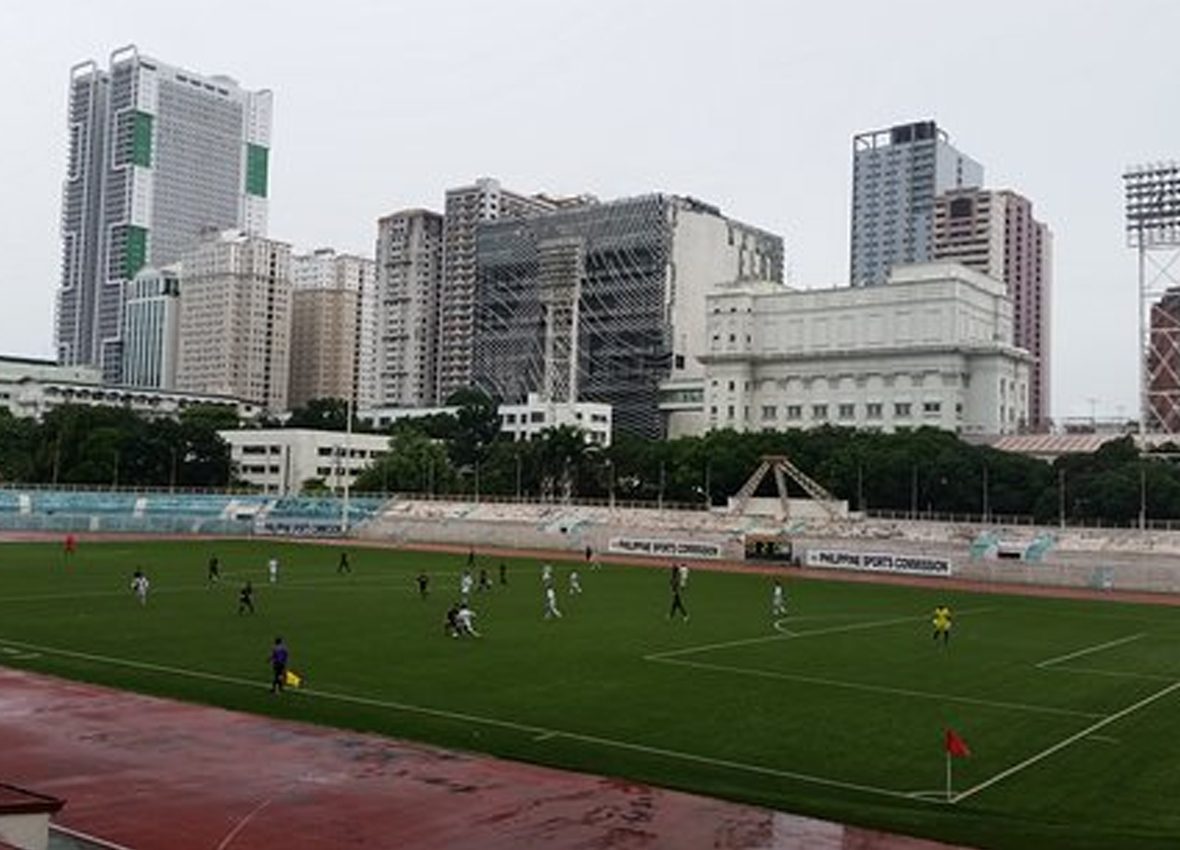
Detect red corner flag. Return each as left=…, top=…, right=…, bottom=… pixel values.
left=945, top=728, right=971, bottom=758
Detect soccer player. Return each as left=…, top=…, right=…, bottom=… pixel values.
left=444, top=602, right=461, bottom=637
left=459, top=569, right=474, bottom=601
left=543, top=584, right=562, bottom=619
left=269, top=637, right=289, bottom=694
left=130, top=569, right=150, bottom=606
left=668, top=569, right=688, bottom=621
left=207, top=555, right=221, bottom=585
left=499, top=561, right=508, bottom=586
left=64, top=534, right=77, bottom=559
left=541, top=563, right=553, bottom=586
left=238, top=581, right=255, bottom=615
left=933, top=605, right=952, bottom=646
left=478, top=567, right=491, bottom=592
left=678, top=563, right=690, bottom=589
left=456, top=603, right=480, bottom=637
left=466, top=547, right=476, bottom=568
left=268, top=556, right=279, bottom=584
left=569, top=569, right=582, bottom=595
left=337, top=552, right=351, bottom=574
left=416, top=571, right=430, bottom=599
left=771, top=577, right=787, bottom=617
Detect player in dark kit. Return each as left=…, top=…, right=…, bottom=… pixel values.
left=444, top=602, right=461, bottom=637
left=499, top=562, right=507, bottom=586
left=668, top=567, right=689, bottom=621
left=207, top=555, right=221, bottom=584
left=416, top=572, right=429, bottom=599
left=478, top=567, right=491, bottom=592
left=269, top=637, right=288, bottom=694
left=238, top=581, right=255, bottom=615
left=337, top=552, right=351, bottom=574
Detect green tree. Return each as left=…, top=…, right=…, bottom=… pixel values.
left=352, top=428, right=454, bottom=493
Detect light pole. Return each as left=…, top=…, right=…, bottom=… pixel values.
left=342, top=396, right=353, bottom=534
left=910, top=465, right=918, bottom=520
left=515, top=451, right=522, bottom=499
left=704, top=460, right=712, bottom=510
left=1058, top=468, right=1066, bottom=529
left=658, top=461, right=666, bottom=511
left=1139, top=463, right=1147, bottom=530
left=856, top=461, right=864, bottom=513
left=607, top=458, right=615, bottom=509
left=982, top=462, right=990, bottom=523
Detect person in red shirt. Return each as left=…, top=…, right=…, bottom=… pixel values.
left=64, top=534, right=77, bottom=558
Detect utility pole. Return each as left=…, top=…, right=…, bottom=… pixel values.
left=910, top=465, right=918, bottom=520
left=856, top=461, right=865, bottom=513
left=982, top=462, right=990, bottom=523
left=1058, top=468, right=1066, bottom=529
left=658, top=461, right=666, bottom=511
left=342, top=396, right=353, bottom=534
left=1139, top=463, right=1147, bottom=531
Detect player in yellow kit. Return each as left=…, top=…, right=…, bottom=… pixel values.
left=932, top=605, right=952, bottom=646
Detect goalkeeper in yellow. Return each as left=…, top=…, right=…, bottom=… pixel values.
left=932, top=605, right=952, bottom=646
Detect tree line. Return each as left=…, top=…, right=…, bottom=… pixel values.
left=3, top=392, right=1180, bottom=526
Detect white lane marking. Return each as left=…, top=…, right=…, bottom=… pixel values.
left=649, top=607, right=995, bottom=661
left=1086, top=734, right=1120, bottom=744
left=952, top=679, right=1180, bottom=804
left=1035, top=633, right=1146, bottom=669
left=647, top=656, right=1103, bottom=719
left=0, top=636, right=925, bottom=804
left=215, top=795, right=277, bottom=850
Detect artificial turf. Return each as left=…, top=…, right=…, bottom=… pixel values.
left=2, top=538, right=1179, bottom=849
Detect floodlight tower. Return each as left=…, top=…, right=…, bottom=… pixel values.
left=1124, top=163, right=1180, bottom=436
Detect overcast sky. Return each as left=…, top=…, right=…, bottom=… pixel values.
left=1, top=0, right=1176, bottom=421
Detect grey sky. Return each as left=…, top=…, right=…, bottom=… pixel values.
left=2, top=0, right=1177, bottom=421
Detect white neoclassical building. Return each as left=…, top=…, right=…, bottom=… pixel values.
left=665, top=262, right=1031, bottom=437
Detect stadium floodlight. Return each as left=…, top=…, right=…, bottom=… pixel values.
left=1124, top=163, right=1180, bottom=436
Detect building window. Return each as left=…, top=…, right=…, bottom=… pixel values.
left=866, top=402, right=883, bottom=419
left=838, top=403, right=855, bottom=419
left=728, top=381, right=735, bottom=392
left=895, top=402, right=912, bottom=417
left=923, top=401, right=942, bottom=415
left=761, top=405, right=777, bottom=420
left=812, top=404, right=828, bottom=420
left=786, top=405, right=802, bottom=420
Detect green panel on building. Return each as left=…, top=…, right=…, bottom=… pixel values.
left=125, top=226, right=149, bottom=278
left=246, top=144, right=269, bottom=197
left=132, top=111, right=154, bottom=168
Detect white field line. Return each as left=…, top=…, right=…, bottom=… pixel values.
left=1035, top=633, right=1146, bottom=669
left=1048, top=665, right=1173, bottom=683
left=649, top=607, right=995, bottom=661
left=648, top=656, right=1103, bottom=720
left=50, top=825, right=137, bottom=850
left=214, top=795, right=277, bottom=850
left=0, top=637, right=924, bottom=803
left=952, top=679, right=1180, bottom=804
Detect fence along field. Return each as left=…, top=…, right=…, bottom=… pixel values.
left=2, top=538, right=1180, bottom=850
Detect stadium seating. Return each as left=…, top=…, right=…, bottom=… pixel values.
left=0, top=491, right=19, bottom=513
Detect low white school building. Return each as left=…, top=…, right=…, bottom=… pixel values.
left=219, top=428, right=390, bottom=495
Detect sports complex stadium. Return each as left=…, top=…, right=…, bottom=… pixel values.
left=3, top=458, right=1180, bottom=850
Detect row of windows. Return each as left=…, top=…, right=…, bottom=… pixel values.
left=712, top=401, right=952, bottom=421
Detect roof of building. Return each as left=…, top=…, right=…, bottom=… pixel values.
left=0, top=354, right=58, bottom=367
left=0, top=782, right=65, bottom=816
left=988, top=433, right=1116, bottom=458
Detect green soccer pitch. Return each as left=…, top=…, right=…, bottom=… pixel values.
left=2, top=538, right=1180, bottom=850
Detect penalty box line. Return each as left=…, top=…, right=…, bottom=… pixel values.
left=1035, top=633, right=1147, bottom=669
left=0, top=636, right=926, bottom=805
left=647, top=606, right=997, bottom=661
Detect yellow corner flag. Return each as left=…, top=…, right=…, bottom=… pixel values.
left=284, top=670, right=302, bottom=688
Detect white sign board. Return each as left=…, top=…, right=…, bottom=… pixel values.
left=608, top=537, right=722, bottom=560
left=805, top=548, right=952, bottom=577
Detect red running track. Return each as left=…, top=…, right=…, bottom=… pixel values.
left=0, top=667, right=971, bottom=850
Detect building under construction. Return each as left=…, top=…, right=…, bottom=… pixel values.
left=473, top=194, right=783, bottom=437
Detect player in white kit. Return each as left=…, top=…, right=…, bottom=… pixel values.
left=456, top=603, right=480, bottom=637
left=771, top=578, right=787, bottom=617
left=568, top=570, right=582, bottom=595
left=268, top=557, right=279, bottom=584
left=543, top=585, right=562, bottom=619
left=131, top=570, right=150, bottom=605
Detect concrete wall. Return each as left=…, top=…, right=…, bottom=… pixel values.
left=0, top=813, right=51, bottom=850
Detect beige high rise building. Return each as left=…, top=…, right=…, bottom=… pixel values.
left=175, top=229, right=292, bottom=412
left=933, top=188, right=1052, bottom=429
left=287, top=249, right=376, bottom=410
left=375, top=209, right=443, bottom=408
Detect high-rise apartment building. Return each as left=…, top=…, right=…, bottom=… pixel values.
left=474, top=194, right=784, bottom=437
left=175, top=230, right=291, bottom=412
left=850, top=120, right=982, bottom=286
left=56, top=45, right=272, bottom=382
left=121, top=265, right=180, bottom=389
left=933, top=188, right=1052, bottom=428
left=288, top=249, right=376, bottom=410
left=436, top=178, right=570, bottom=403
left=374, top=210, right=443, bottom=408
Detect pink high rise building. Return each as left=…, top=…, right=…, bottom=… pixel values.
left=933, top=188, right=1052, bottom=430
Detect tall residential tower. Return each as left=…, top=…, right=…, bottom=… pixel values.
left=850, top=120, right=981, bottom=286
left=56, top=46, right=272, bottom=382
left=933, top=188, right=1052, bottom=428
